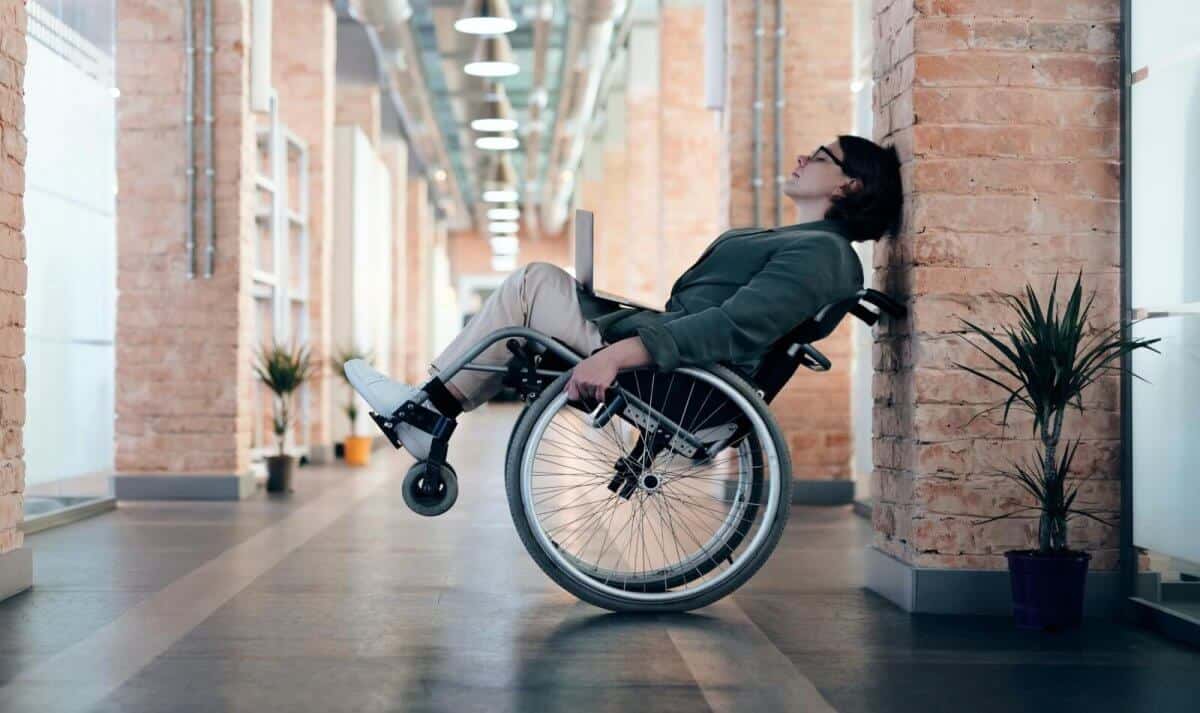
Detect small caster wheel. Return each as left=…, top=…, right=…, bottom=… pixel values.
left=402, top=461, right=458, bottom=516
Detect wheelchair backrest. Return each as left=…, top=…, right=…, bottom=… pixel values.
left=749, top=288, right=906, bottom=403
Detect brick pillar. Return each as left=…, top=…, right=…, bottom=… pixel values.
left=659, top=0, right=720, bottom=286
left=720, top=0, right=856, bottom=486
left=624, top=20, right=664, bottom=307
left=381, top=141, right=409, bottom=384
left=114, top=0, right=257, bottom=499
left=336, top=84, right=380, bottom=148
left=404, top=176, right=431, bottom=384
left=867, top=0, right=1122, bottom=613
left=0, top=0, right=29, bottom=601
left=273, top=0, right=336, bottom=460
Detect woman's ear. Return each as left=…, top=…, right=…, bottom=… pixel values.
left=832, top=177, right=863, bottom=199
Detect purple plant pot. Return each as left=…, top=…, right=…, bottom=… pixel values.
left=1006, top=549, right=1091, bottom=631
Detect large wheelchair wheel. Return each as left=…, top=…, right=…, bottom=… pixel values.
left=505, top=364, right=792, bottom=612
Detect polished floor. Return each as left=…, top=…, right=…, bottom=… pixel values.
left=1, top=405, right=1198, bottom=713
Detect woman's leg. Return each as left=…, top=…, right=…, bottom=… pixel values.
left=429, top=262, right=604, bottom=410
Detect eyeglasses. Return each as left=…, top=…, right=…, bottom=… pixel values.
left=809, top=145, right=846, bottom=170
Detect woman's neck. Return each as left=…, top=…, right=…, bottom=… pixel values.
left=786, top=196, right=833, bottom=226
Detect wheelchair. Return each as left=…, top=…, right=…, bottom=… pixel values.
left=369, top=288, right=905, bottom=613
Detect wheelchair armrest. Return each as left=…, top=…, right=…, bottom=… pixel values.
left=856, top=288, right=907, bottom=321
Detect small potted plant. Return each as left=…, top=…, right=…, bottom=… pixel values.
left=957, top=274, right=1159, bottom=630
left=333, top=346, right=375, bottom=467
left=254, top=341, right=314, bottom=493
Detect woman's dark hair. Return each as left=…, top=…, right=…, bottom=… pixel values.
left=824, top=134, right=903, bottom=242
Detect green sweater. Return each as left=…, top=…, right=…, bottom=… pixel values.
left=577, top=219, right=864, bottom=373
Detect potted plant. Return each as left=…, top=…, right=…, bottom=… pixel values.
left=253, top=341, right=314, bottom=493
left=333, top=346, right=375, bottom=467
left=957, top=274, right=1159, bottom=630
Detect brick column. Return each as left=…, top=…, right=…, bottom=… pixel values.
left=381, top=140, right=409, bottom=385
left=404, top=176, right=431, bottom=384
left=624, top=19, right=664, bottom=307
left=659, top=0, right=720, bottom=286
left=273, top=0, right=336, bottom=461
left=336, top=84, right=381, bottom=149
left=867, top=0, right=1122, bottom=614
left=114, top=0, right=257, bottom=499
left=721, top=0, right=856, bottom=489
left=0, top=0, right=29, bottom=601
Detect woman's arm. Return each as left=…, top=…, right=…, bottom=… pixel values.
left=564, top=337, right=652, bottom=402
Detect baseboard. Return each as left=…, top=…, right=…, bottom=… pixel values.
left=0, top=546, right=32, bottom=602
left=864, top=545, right=1160, bottom=617
left=112, top=471, right=257, bottom=501
left=852, top=498, right=873, bottom=520
left=791, top=479, right=854, bottom=506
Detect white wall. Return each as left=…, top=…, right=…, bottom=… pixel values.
left=332, top=126, right=393, bottom=440
left=23, top=33, right=116, bottom=488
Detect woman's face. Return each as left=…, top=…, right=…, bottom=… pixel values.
left=782, top=141, right=850, bottom=201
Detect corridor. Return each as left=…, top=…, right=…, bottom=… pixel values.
left=2, top=406, right=1197, bottom=713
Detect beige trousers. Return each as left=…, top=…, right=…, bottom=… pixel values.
left=429, top=262, right=605, bottom=410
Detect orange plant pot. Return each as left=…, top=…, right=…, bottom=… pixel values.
left=343, top=436, right=372, bottom=466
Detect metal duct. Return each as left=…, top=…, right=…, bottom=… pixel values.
left=541, top=0, right=630, bottom=234
left=752, top=0, right=762, bottom=227
left=773, top=0, right=784, bottom=227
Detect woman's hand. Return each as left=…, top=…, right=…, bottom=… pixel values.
left=566, top=350, right=620, bottom=404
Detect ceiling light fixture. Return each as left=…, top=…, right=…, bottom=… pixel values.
left=471, top=83, right=518, bottom=133
left=489, top=221, right=519, bottom=234
left=476, top=134, right=519, bottom=151
left=490, top=236, right=519, bottom=255
left=491, top=254, right=517, bottom=272
left=487, top=205, right=520, bottom=221
left=454, top=0, right=517, bottom=35
left=483, top=189, right=519, bottom=203
left=464, top=34, right=520, bottom=77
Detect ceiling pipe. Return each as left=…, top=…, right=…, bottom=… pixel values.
left=521, top=1, right=552, bottom=237
left=357, top=0, right=472, bottom=228
left=543, top=0, right=635, bottom=235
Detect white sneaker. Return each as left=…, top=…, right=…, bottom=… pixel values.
left=342, top=359, right=438, bottom=460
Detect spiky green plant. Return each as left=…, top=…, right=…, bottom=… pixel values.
left=332, top=346, right=374, bottom=437
left=956, top=273, right=1159, bottom=553
left=253, top=342, right=314, bottom=456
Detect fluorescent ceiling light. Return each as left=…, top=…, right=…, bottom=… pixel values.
left=492, top=254, right=517, bottom=272
left=471, top=117, right=519, bottom=132
left=476, top=135, right=519, bottom=151
left=490, top=236, right=519, bottom=255
left=489, top=221, right=519, bottom=234
left=465, top=34, right=519, bottom=77
left=455, top=0, right=517, bottom=35
left=483, top=189, right=519, bottom=202
left=487, top=206, right=520, bottom=221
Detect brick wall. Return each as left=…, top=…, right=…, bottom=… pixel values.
left=871, top=0, right=1122, bottom=569
left=272, top=0, right=335, bottom=450
left=404, top=176, right=432, bottom=384
left=381, top=140, right=409, bottom=383
left=721, top=0, right=856, bottom=481
left=116, top=0, right=256, bottom=475
left=0, top=0, right=24, bottom=556
left=335, top=84, right=380, bottom=149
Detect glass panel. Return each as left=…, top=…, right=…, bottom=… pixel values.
left=1132, top=315, right=1200, bottom=564
left=1129, top=54, right=1200, bottom=308
left=1131, top=0, right=1200, bottom=72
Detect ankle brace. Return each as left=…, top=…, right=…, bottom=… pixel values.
left=422, top=377, right=464, bottom=418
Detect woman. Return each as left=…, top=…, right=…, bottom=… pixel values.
left=345, top=134, right=902, bottom=459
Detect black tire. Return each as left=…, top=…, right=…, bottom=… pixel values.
left=504, top=364, right=792, bottom=613
left=402, top=461, right=458, bottom=517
